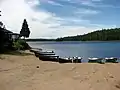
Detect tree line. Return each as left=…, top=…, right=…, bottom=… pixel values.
left=56, top=28, right=120, bottom=41
left=26, top=38, right=55, bottom=41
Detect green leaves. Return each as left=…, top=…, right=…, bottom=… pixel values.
left=12, top=39, right=30, bottom=50
left=13, top=40, right=24, bottom=50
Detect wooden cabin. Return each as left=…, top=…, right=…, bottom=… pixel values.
left=0, top=27, right=20, bottom=52
left=11, top=33, right=20, bottom=41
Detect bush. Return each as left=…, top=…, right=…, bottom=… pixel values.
left=13, top=39, right=31, bottom=50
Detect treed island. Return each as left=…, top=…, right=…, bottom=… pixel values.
left=26, top=28, right=120, bottom=41
left=56, top=28, right=120, bottom=41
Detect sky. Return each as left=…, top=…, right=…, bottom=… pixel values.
left=0, top=0, right=120, bottom=39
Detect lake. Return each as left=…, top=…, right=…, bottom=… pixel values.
left=27, top=41, right=120, bottom=62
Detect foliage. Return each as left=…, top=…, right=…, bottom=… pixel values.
left=12, top=39, right=31, bottom=50
left=13, top=40, right=24, bottom=50
left=20, top=19, right=30, bottom=38
left=56, top=28, right=120, bottom=41
left=0, top=21, right=3, bottom=28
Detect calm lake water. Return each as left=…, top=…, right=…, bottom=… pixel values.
left=27, top=41, right=120, bottom=62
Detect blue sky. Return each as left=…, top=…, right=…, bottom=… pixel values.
left=0, top=0, right=120, bottom=38
left=37, top=0, right=120, bottom=26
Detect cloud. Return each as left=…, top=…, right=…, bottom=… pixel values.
left=0, top=0, right=116, bottom=39
left=92, top=0, right=102, bottom=2
left=75, top=8, right=100, bottom=15
left=46, top=26, right=97, bottom=38
left=0, top=0, right=94, bottom=38
left=26, top=0, right=40, bottom=7
left=80, top=1, right=95, bottom=6
left=47, top=0, right=63, bottom=6
left=0, top=0, right=62, bottom=38
left=79, top=0, right=120, bottom=8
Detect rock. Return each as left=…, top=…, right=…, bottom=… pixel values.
left=36, top=66, right=39, bottom=68
left=109, top=76, right=114, bottom=78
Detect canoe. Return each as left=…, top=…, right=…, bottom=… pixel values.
left=34, top=51, right=55, bottom=57
left=72, top=57, right=82, bottom=63
left=37, top=52, right=55, bottom=55
left=59, top=58, right=72, bottom=63
left=39, top=51, right=54, bottom=53
left=30, top=48, right=42, bottom=53
left=105, top=57, right=118, bottom=63
left=88, top=58, right=103, bottom=63
left=39, top=55, right=59, bottom=62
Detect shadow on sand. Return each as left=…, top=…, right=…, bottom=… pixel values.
left=1, top=50, right=33, bottom=56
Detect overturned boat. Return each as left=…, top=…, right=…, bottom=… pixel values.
left=34, top=50, right=55, bottom=57
left=30, top=48, right=42, bottom=53
left=59, top=57, right=82, bottom=63
left=59, top=57, right=73, bottom=63
left=88, top=58, right=103, bottom=63
left=39, top=55, right=59, bottom=62
left=105, top=57, right=118, bottom=63
left=72, top=57, right=82, bottom=63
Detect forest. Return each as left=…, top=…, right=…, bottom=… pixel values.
left=56, top=28, right=120, bottom=41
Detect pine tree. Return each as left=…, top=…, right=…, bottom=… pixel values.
left=20, top=19, right=30, bottom=38
left=0, top=11, right=1, bottom=16
left=0, top=21, right=3, bottom=28
left=0, top=11, right=3, bottom=28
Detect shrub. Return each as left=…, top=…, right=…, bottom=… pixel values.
left=12, top=39, right=31, bottom=50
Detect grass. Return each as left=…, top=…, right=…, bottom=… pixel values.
left=0, top=55, right=5, bottom=60
left=1, top=50, right=33, bottom=56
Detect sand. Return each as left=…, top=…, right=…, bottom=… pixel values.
left=0, top=51, right=120, bottom=90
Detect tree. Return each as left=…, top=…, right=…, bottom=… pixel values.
left=0, top=11, right=1, bottom=16
left=0, top=21, right=3, bottom=28
left=20, top=19, right=30, bottom=38
left=0, top=11, right=3, bottom=28
left=3, top=25, right=6, bottom=29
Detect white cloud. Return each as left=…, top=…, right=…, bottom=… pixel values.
left=0, top=0, right=113, bottom=39
left=92, top=0, right=102, bottom=2
left=75, top=8, right=100, bottom=15
left=46, top=26, right=97, bottom=38
left=0, top=0, right=61, bottom=38
left=79, top=0, right=120, bottom=8
left=80, top=1, right=95, bottom=7
left=47, top=0, right=63, bottom=6
left=26, top=0, right=40, bottom=6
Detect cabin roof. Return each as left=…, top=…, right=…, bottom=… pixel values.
left=0, top=27, right=20, bottom=35
left=0, top=27, right=13, bottom=33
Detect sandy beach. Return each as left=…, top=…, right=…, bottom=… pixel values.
left=0, top=51, right=120, bottom=90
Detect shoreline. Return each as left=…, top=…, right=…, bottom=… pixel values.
left=1, top=51, right=120, bottom=90
left=27, top=40, right=120, bottom=42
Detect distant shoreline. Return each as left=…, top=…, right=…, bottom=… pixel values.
left=26, top=40, right=120, bottom=42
